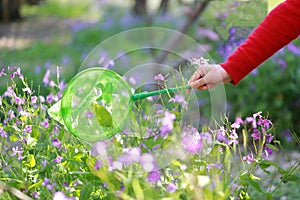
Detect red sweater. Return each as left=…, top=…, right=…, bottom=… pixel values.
left=220, top=0, right=300, bottom=85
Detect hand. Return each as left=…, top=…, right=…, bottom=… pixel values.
left=188, top=64, right=232, bottom=90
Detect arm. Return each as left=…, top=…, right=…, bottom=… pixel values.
left=221, top=0, right=300, bottom=85
left=189, top=0, right=300, bottom=89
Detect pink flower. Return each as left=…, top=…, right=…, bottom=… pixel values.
left=182, top=134, right=203, bottom=155
left=154, top=74, right=165, bottom=81
left=166, top=183, right=177, bottom=193
left=147, top=171, right=160, bottom=183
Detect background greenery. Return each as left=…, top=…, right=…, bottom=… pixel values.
left=0, top=0, right=299, bottom=144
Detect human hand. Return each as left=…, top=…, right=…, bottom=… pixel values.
left=188, top=64, right=232, bottom=90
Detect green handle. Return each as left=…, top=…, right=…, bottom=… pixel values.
left=131, top=85, right=191, bottom=101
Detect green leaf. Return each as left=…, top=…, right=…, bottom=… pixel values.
left=79, top=184, right=93, bottom=200
left=132, top=178, right=144, bottom=200
left=28, top=154, right=36, bottom=168
left=48, top=100, right=65, bottom=126
left=281, top=174, right=300, bottom=183
left=92, top=103, right=113, bottom=127
left=9, top=134, right=19, bottom=142
left=266, top=144, right=279, bottom=152
left=240, top=172, right=264, bottom=193
left=28, top=180, right=43, bottom=190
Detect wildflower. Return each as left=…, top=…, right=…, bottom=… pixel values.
left=118, top=147, right=141, bottom=165
left=30, top=191, right=40, bottom=199
left=31, top=96, right=38, bottom=104
left=140, top=153, right=156, bottom=172
left=182, top=134, right=203, bottom=155
left=11, top=146, right=24, bottom=160
left=128, top=77, right=136, bottom=85
left=0, top=127, right=7, bottom=138
left=263, top=145, right=273, bottom=159
left=111, top=161, right=122, bottom=170
left=22, top=87, right=32, bottom=94
left=0, top=68, right=6, bottom=76
left=228, top=129, right=238, bottom=145
left=42, top=119, right=49, bottom=128
left=166, top=183, right=178, bottom=193
left=94, top=159, right=102, bottom=170
left=46, top=94, right=53, bottom=104
left=251, top=129, right=261, bottom=140
left=147, top=171, right=160, bottom=183
left=159, top=111, right=176, bottom=137
left=59, top=81, right=66, bottom=91
left=169, top=94, right=188, bottom=109
left=265, top=133, right=274, bottom=143
left=216, top=126, right=227, bottom=142
left=232, top=117, right=243, bottom=129
left=154, top=74, right=164, bottom=81
left=287, top=43, right=300, bottom=55
left=53, top=156, right=63, bottom=163
left=86, top=111, right=93, bottom=118
left=24, top=125, right=32, bottom=133
left=53, top=191, right=73, bottom=200
left=242, top=154, right=255, bottom=164
left=43, top=69, right=51, bottom=86
left=52, top=138, right=62, bottom=148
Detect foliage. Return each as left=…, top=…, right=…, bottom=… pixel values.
left=0, top=67, right=299, bottom=199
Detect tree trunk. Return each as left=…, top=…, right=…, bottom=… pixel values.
left=158, top=0, right=169, bottom=15
left=132, top=0, right=147, bottom=16
left=0, top=0, right=22, bottom=22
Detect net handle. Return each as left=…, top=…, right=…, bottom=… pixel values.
left=131, top=85, right=191, bottom=101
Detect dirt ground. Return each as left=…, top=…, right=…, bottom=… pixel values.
left=0, top=16, right=76, bottom=49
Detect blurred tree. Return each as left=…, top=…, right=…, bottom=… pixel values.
left=157, top=0, right=169, bottom=15
left=0, top=0, right=43, bottom=22
left=132, top=0, right=148, bottom=16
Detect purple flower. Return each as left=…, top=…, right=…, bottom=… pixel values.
left=182, top=134, right=203, bottom=155
left=42, top=178, right=50, bottom=186
left=30, top=191, right=40, bottom=199
left=242, top=154, right=255, bottom=164
left=169, top=95, right=188, bottom=109
left=216, top=126, right=227, bottom=142
left=228, top=129, right=238, bottom=145
left=263, top=145, right=273, bottom=159
left=53, top=156, right=63, bottom=163
left=46, top=94, right=53, bottom=103
left=166, top=183, right=178, bottom=193
left=159, top=111, right=176, bottom=137
left=94, top=159, right=102, bottom=170
left=59, top=81, right=66, bottom=91
left=52, top=138, right=62, bottom=148
left=11, top=146, right=24, bottom=160
left=53, top=191, right=73, bottom=200
left=0, top=68, right=7, bottom=77
left=147, top=171, right=160, bottom=183
left=128, top=77, right=136, bottom=85
left=86, top=111, right=93, bottom=118
left=251, top=129, right=261, bottom=140
left=24, top=125, right=32, bottom=133
left=31, top=96, right=38, bottom=104
left=0, top=127, right=7, bottom=138
left=43, top=69, right=51, bottom=86
left=140, top=153, right=156, bottom=172
left=118, top=147, right=141, bottom=165
left=42, top=119, right=49, bottom=128
left=265, top=133, right=274, bottom=143
left=154, top=74, right=165, bottom=81
left=287, top=43, right=300, bottom=55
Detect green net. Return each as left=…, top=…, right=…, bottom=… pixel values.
left=60, top=68, right=132, bottom=142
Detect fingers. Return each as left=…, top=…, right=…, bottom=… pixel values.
left=189, top=77, right=208, bottom=90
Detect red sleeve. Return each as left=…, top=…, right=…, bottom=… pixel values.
left=220, top=0, right=300, bottom=85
